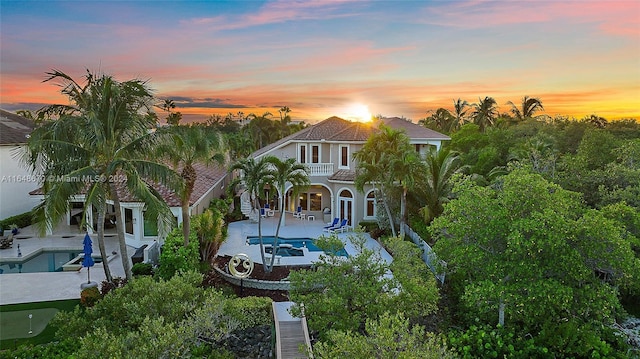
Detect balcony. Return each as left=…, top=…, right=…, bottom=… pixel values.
left=305, top=163, right=334, bottom=176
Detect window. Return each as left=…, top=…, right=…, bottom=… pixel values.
left=309, top=193, right=322, bottom=211
left=299, top=193, right=308, bottom=210
left=124, top=208, right=134, bottom=235
left=312, top=145, right=319, bottom=163
left=340, top=145, right=349, bottom=167
left=299, top=145, right=307, bottom=163
left=366, top=191, right=376, bottom=217
left=143, top=211, right=158, bottom=236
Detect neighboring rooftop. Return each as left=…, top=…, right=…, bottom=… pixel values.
left=30, top=163, right=227, bottom=207
left=0, top=109, right=35, bottom=145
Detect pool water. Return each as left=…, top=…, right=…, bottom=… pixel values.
left=247, top=236, right=349, bottom=257
left=0, top=250, right=82, bottom=274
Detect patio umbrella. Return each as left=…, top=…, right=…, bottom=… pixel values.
left=82, top=233, right=95, bottom=286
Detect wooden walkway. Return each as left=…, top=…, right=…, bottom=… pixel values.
left=273, top=302, right=313, bottom=359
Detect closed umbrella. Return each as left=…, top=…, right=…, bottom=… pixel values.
left=81, top=233, right=97, bottom=289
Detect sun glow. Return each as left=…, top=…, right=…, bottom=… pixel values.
left=345, top=103, right=372, bottom=123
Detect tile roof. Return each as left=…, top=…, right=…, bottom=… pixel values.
left=328, top=169, right=356, bottom=182
left=252, top=115, right=449, bottom=158
left=0, top=109, right=35, bottom=145
left=30, top=163, right=227, bottom=207
left=380, top=117, right=450, bottom=140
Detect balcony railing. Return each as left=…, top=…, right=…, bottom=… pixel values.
left=305, top=163, right=334, bottom=176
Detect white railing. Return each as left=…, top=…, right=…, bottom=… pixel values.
left=403, top=224, right=446, bottom=285
left=305, top=163, right=334, bottom=176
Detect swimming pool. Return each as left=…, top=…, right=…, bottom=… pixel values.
left=0, top=250, right=99, bottom=274
left=247, top=236, right=349, bottom=257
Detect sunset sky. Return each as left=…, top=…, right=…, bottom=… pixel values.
left=1, top=0, right=639, bottom=124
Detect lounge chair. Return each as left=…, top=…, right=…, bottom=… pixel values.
left=265, top=203, right=275, bottom=217
left=323, top=218, right=339, bottom=231
left=260, top=208, right=267, bottom=218
left=328, top=219, right=348, bottom=233
left=293, top=206, right=302, bottom=219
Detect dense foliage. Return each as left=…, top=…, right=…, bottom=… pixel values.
left=431, top=169, right=640, bottom=356
left=156, top=227, right=200, bottom=280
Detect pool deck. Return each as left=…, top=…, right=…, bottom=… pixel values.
left=0, top=225, right=134, bottom=305
left=0, top=213, right=391, bottom=305
left=219, top=213, right=392, bottom=267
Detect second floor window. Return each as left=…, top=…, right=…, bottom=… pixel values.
left=299, top=145, right=306, bottom=163
left=312, top=145, right=319, bottom=163
left=340, top=145, right=349, bottom=167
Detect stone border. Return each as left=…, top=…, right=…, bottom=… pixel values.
left=213, top=265, right=292, bottom=291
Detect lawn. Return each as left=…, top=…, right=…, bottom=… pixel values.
left=0, top=299, right=79, bottom=349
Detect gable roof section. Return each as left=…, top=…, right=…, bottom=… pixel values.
left=0, top=109, right=35, bottom=145
left=252, top=116, right=449, bottom=158
left=380, top=117, right=451, bottom=140
left=30, top=163, right=227, bottom=207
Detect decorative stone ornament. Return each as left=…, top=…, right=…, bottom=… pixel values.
left=228, top=253, right=254, bottom=279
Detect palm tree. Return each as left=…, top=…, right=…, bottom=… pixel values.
left=418, top=147, right=463, bottom=224
left=419, top=108, right=456, bottom=133
left=24, top=69, right=180, bottom=281
left=229, top=156, right=273, bottom=271
left=156, top=125, right=226, bottom=246
left=353, top=125, right=413, bottom=237
left=452, top=98, right=470, bottom=129
left=263, top=156, right=310, bottom=272
left=507, top=96, right=544, bottom=121
left=384, top=144, right=424, bottom=240
left=472, top=96, right=498, bottom=132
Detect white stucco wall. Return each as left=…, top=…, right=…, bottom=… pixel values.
left=0, top=145, right=40, bottom=220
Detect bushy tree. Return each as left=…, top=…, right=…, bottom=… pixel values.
left=289, top=233, right=439, bottom=339
left=156, top=227, right=200, bottom=280
left=431, top=169, right=640, bottom=355
left=314, top=312, right=457, bottom=359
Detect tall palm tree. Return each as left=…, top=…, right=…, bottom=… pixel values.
left=384, top=144, right=424, bottom=240
left=353, top=125, right=413, bottom=237
left=418, top=147, right=463, bottom=224
left=452, top=98, right=470, bottom=129
left=24, top=69, right=180, bottom=281
left=507, top=96, right=544, bottom=121
left=156, top=125, right=226, bottom=246
left=229, top=156, right=273, bottom=271
left=472, top=96, right=498, bottom=132
left=263, top=156, right=310, bottom=272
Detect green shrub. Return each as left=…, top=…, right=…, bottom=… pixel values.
left=80, top=286, right=102, bottom=307
left=223, top=296, right=273, bottom=329
left=357, top=220, right=379, bottom=233
left=156, top=227, right=200, bottom=280
left=131, top=262, right=153, bottom=276
left=448, top=324, right=545, bottom=359
left=100, top=277, right=127, bottom=296
left=0, top=211, right=34, bottom=232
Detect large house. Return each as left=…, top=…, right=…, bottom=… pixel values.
left=242, top=116, right=449, bottom=226
left=0, top=109, right=39, bottom=220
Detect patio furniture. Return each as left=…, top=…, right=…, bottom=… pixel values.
left=326, top=219, right=348, bottom=233
left=260, top=208, right=267, bottom=218
left=323, top=218, right=339, bottom=229
left=293, top=206, right=302, bottom=219
left=307, top=215, right=315, bottom=221
left=265, top=203, right=275, bottom=217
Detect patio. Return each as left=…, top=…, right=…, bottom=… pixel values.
left=220, top=213, right=392, bottom=267
left=0, top=213, right=392, bottom=305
